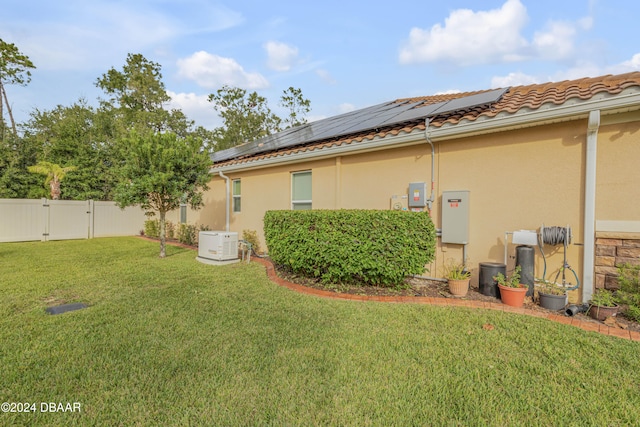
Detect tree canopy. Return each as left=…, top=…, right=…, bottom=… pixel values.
left=0, top=38, right=36, bottom=138
left=114, top=130, right=211, bottom=257
left=27, top=161, right=77, bottom=200
left=208, top=85, right=311, bottom=151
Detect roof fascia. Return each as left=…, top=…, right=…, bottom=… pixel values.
left=211, top=90, right=640, bottom=174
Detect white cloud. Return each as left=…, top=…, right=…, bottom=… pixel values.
left=167, top=91, right=221, bottom=129
left=177, top=51, right=269, bottom=89
left=399, top=0, right=595, bottom=67
left=491, top=72, right=541, bottom=88
left=533, top=21, right=577, bottom=60
left=491, top=52, right=640, bottom=89
left=264, top=41, right=299, bottom=71
left=434, top=89, right=462, bottom=95
left=315, top=69, right=336, bottom=84
left=549, top=53, right=640, bottom=82
left=399, top=0, right=529, bottom=66
left=338, top=103, right=356, bottom=114
left=613, top=53, right=640, bottom=72
left=3, top=1, right=244, bottom=72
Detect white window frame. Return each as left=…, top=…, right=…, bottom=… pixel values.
left=179, top=204, right=187, bottom=224
left=232, top=179, right=241, bottom=213
left=291, top=170, right=312, bottom=210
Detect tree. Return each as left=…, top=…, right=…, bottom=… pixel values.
left=22, top=100, right=121, bottom=200
left=208, top=85, right=311, bottom=150
left=96, top=53, right=192, bottom=135
left=113, top=130, right=211, bottom=258
left=0, top=39, right=36, bottom=139
left=208, top=86, right=281, bottom=151
left=27, top=161, right=77, bottom=200
left=279, top=86, right=311, bottom=129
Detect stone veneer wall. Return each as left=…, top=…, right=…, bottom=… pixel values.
left=595, top=232, right=640, bottom=290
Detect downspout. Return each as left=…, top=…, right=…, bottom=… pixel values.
left=424, top=118, right=436, bottom=211
left=582, top=110, right=600, bottom=303
left=218, top=171, right=230, bottom=232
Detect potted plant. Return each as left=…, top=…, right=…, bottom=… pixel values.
left=537, top=280, right=568, bottom=311
left=494, top=266, right=528, bottom=307
left=444, top=261, right=471, bottom=297
left=588, top=289, right=619, bottom=321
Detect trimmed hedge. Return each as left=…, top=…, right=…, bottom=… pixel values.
left=264, top=210, right=436, bottom=286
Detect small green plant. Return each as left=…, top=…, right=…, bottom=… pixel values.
left=494, top=265, right=525, bottom=288
left=615, top=263, right=640, bottom=321
left=144, top=219, right=160, bottom=238
left=177, top=223, right=197, bottom=246
left=537, top=280, right=567, bottom=296
left=242, top=229, right=261, bottom=254
left=165, top=221, right=175, bottom=240
left=443, top=260, right=471, bottom=280
left=590, top=289, right=617, bottom=308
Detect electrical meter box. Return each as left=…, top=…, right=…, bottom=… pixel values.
left=441, top=190, right=470, bottom=244
left=408, top=182, right=427, bottom=208
left=390, top=194, right=408, bottom=211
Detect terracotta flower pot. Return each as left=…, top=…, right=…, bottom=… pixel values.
left=588, top=304, right=619, bottom=321
left=448, top=279, right=470, bottom=297
left=498, top=284, right=527, bottom=307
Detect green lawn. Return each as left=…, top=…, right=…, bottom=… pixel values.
left=1, top=237, right=640, bottom=426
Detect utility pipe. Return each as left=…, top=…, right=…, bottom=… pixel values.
left=218, top=171, right=230, bottom=232
left=423, top=118, right=436, bottom=210
left=582, top=110, right=600, bottom=303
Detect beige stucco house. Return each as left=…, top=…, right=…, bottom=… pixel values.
left=191, top=72, right=640, bottom=304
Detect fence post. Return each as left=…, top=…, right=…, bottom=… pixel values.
left=88, top=200, right=94, bottom=239
left=41, top=198, right=49, bottom=242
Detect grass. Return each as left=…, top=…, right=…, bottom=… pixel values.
left=2, top=237, right=640, bottom=425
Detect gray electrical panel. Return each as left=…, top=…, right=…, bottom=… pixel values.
left=408, top=182, right=427, bottom=208
left=441, top=190, right=470, bottom=244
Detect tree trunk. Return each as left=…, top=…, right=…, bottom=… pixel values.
left=0, top=82, right=17, bottom=136
left=50, top=180, right=61, bottom=200
left=159, top=210, right=166, bottom=258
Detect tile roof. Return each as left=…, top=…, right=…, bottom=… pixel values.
left=213, top=72, right=640, bottom=168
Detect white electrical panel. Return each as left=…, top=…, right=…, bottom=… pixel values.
left=441, top=191, right=470, bottom=244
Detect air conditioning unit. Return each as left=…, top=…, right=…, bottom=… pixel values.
left=198, top=231, right=239, bottom=261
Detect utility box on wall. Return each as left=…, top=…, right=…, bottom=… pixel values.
left=442, top=190, right=470, bottom=244
left=408, top=182, right=428, bottom=208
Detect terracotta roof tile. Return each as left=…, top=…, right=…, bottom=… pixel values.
left=214, top=72, right=640, bottom=168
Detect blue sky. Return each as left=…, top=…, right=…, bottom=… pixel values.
left=2, top=0, right=639, bottom=130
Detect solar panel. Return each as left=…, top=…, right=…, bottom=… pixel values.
left=211, top=88, right=509, bottom=163
left=430, top=88, right=508, bottom=116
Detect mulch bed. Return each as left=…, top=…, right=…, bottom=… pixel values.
left=273, top=263, right=640, bottom=333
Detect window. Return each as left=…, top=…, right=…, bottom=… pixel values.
left=180, top=204, right=187, bottom=224
left=291, top=171, right=312, bottom=210
left=232, top=179, right=241, bottom=213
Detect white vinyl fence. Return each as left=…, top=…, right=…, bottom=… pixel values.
left=0, top=199, right=148, bottom=243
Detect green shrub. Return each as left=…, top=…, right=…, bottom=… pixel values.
left=242, top=229, right=261, bottom=254
left=144, top=219, right=159, bottom=238
left=616, top=263, right=640, bottom=321
left=165, top=221, right=175, bottom=240
left=177, top=223, right=197, bottom=246
left=264, top=209, right=436, bottom=286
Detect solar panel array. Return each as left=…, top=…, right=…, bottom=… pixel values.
left=211, top=87, right=509, bottom=163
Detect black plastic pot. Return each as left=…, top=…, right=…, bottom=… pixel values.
left=479, top=262, right=505, bottom=299
left=539, top=292, right=568, bottom=311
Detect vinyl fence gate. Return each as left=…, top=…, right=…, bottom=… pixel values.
left=0, top=199, right=147, bottom=243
